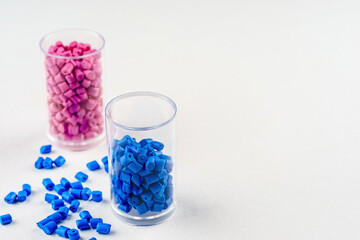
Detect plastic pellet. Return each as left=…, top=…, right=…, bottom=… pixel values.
left=111, top=136, right=174, bottom=214
left=62, top=192, right=75, bottom=204
left=91, top=191, right=102, bottom=202
left=70, top=181, right=83, bottom=190
left=43, top=221, right=58, bottom=235
left=89, top=218, right=103, bottom=229
left=154, top=157, right=166, bottom=171
left=89, top=238, right=97, bottom=240
left=165, top=160, right=173, bottom=173
left=96, top=223, right=111, bottom=234
left=79, top=210, right=92, bottom=221
left=149, top=182, right=163, bottom=194
left=42, top=157, right=53, bottom=169
left=75, top=172, right=88, bottom=182
left=47, top=212, right=63, bottom=223
left=35, top=157, right=44, bottom=169
left=158, top=170, right=168, bottom=179
left=44, top=193, right=58, bottom=203
left=0, top=214, right=12, bottom=225
left=37, top=218, right=50, bottom=229
left=54, top=184, right=66, bottom=195
left=122, top=182, right=131, bottom=194
left=152, top=202, right=164, bottom=212
left=68, top=229, right=80, bottom=240
left=54, top=156, right=66, bottom=167
left=153, top=191, right=165, bottom=203
left=59, top=178, right=70, bottom=191
left=58, top=206, right=70, bottom=220
left=118, top=203, right=132, bottom=213
left=132, top=186, right=143, bottom=196
left=86, top=160, right=100, bottom=171
left=81, top=187, right=91, bottom=201
left=128, top=196, right=142, bottom=206
left=140, top=190, right=153, bottom=202
left=120, top=171, right=131, bottom=184
left=56, top=225, right=70, bottom=238
left=40, top=144, right=52, bottom=154
left=101, top=156, right=108, bottom=166
left=45, top=42, right=104, bottom=144
left=42, top=178, right=55, bottom=191
left=22, top=184, right=31, bottom=196
left=127, top=160, right=143, bottom=174
left=136, top=202, right=149, bottom=215
left=76, top=219, right=90, bottom=230
left=52, top=199, right=65, bottom=210
left=17, top=190, right=27, bottom=202
left=145, top=156, right=155, bottom=171
left=71, top=189, right=82, bottom=199
left=69, top=200, right=80, bottom=213
left=120, top=152, right=135, bottom=167
left=159, top=154, right=171, bottom=161
left=145, top=199, right=154, bottom=209
left=145, top=174, right=160, bottom=185
left=131, top=174, right=142, bottom=187
left=4, top=192, right=17, bottom=204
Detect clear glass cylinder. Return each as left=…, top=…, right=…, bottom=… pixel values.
left=39, top=29, right=105, bottom=150
left=105, top=92, right=177, bottom=226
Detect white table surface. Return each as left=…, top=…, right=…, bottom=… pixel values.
left=1, top=0, right=360, bottom=239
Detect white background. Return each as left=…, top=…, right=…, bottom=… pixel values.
left=0, top=0, right=360, bottom=239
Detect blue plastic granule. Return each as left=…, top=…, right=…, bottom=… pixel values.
left=135, top=202, right=149, bottom=215
left=152, top=203, right=165, bottom=212
left=76, top=219, right=90, bottom=230
left=45, top=193, right=58, bottom=203
left=47, top=212, right=62, bottom=223
left=17, top=190, right=27, bottom=202
left=54, top=184, right=66, bottom=195
left=60, top=177, right=71, bottom=190
left=62, top=192, right=75, bottom=204
left=42, top=178, right=55, bottom=191
left=4, top=192, right=17, bottom=204
left=69, top=200, right=80, bottom=213
left=37, top=218, right=50, bottom=229
left=89, top=218, right=103, bottom=229
left=96, top=223, right=111, bottom=234
left=42, top=157, right=53, bottom=169
left=75, top=172, right=88, bottom=182
left=86, top=160, right=100, bottom=171
left=22, top=183, right=31, bottom=196
left=35, top=157, right=44, bottom=169
left=43, top=220, right=57, bottom=235
left=54, top=156, right=66, bottom=167
left=52, top=199, right=65, bottom=210
left=79, top=210, right=92, bottom=221
left=40, top=144, right=52, bottom=154
left=145, top=156, right=156, bottom=171
left=56, top=225, right=70, bottom=238
left=118, top=203, right=132, bottom=213
left=101, top=156, right=108, bottom=165
left=58, top=206, right=70, bottom=220
left=81, top=187, right=91, bottom=201
left=67, top=229, right=80, bottom=240
left=0, top=214, right=12, bottom=225
left=91, top=191, right=102, bottom=202
left=70, top=181, right=83, bottom=190
left=70, top=189, right=82, bottom=199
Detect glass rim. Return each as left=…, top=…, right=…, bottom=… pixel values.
left=105, top=91, right=177, bottom=131
left=39, top=28, right=105, bottom=60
